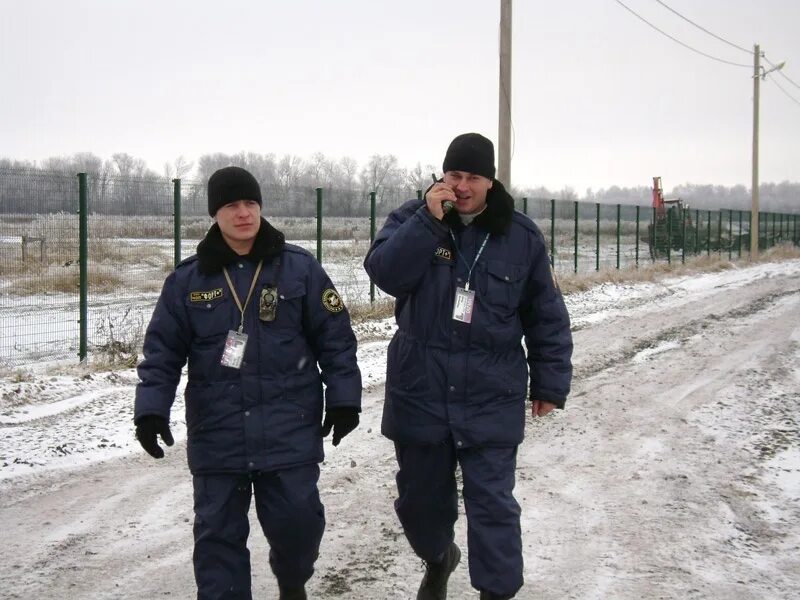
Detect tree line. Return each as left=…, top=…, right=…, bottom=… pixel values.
left=1, top=153, right=797, bottom=216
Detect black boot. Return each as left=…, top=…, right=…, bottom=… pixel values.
left=417, top=542, right=461, bottom=600
left=278, top=586, right=307, bottom=600
left=480, top=591, right=515, bottom=600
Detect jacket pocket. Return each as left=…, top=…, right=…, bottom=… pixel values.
left=387, top=336, right=428, bottom=397
left=268, top=278, right=306, bottom=331
left=185, top=296, right=232, bottom=339
left=484, top=259, right=527, bottom=308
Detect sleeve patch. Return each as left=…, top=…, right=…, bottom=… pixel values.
left=322, top=288, right=345, bottom=313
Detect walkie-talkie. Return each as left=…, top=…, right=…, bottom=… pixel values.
left=432, top=173, right=454, bottom=213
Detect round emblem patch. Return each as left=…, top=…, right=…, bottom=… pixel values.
left=322, top=288, right=344, bottom=313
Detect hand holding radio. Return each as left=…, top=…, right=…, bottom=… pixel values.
left=426, top=173, right=456, bottom=221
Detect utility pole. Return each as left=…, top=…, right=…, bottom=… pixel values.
left=750, top=46, right=786, bottom=258
left=751, top=44, right=760, bottom=258
left=498, top=0, right=512, bottom=186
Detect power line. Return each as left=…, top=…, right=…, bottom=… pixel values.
left=614, top=0, right=752, bottom=68
left=766, top=74, right=800, bottom=108
left=764, top=55, right=800, bottom=91
left=652, top=0, right=752, bottom=55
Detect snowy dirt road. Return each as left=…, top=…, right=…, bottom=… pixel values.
left=1, top=260, right=799, bottom=599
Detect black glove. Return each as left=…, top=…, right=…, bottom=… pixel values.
left=135, top=415, right=174, bottom=459
left=321, top=407, right=360, bottom=446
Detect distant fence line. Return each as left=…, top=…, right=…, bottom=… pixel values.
left=1, top=171, right=798, bottom=369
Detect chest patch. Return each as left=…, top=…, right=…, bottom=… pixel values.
left=434, top=247, right=453, bottom=261
left=189, top=288, right=223, bottom=303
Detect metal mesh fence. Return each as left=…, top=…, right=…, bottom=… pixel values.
left=1, top=170, right=80, bottom=367
left=2, top=169, right=798, bottom=369
left=85, top=177, right=177, bottom=365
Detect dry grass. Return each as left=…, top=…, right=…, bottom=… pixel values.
left=14, top=265, right=125, bottom=294
left=558, top=256, right=735, bottom=294
left=758, top=242, right=800, bottom=261
left=557, top=244, right=800, bottom=294
left=320, top=240, right=371, bottom=261
left=91, top=238, right=170, bottom=268
left=0, top=365, right=33, bottom=382
left=347, top=298, right=395, bottom=323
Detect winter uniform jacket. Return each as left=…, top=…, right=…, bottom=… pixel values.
left=364, top=181, right=572, bottom=448
left=135, top=218, right=361, bottom=474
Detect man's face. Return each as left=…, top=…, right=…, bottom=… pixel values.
left=443, top=171, right=493, bottom=215
left=215, top=199, right=261, bottom=245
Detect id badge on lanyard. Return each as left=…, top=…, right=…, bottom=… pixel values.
left=452, top=288, right=476, bottom=323
left=450, top=232, right=489, bottom=325
left=221, top=330, right=248, bottom=368
left=220, top=260, right=263, bottom=369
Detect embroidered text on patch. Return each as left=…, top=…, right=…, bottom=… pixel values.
left=189, top=288, right=223, bottom=302
left=435, top=247, right=452, bottom=260
left=322, top=288, right=344, bottom=313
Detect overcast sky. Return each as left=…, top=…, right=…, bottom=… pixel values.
left=1, top=0, right=798, bottom=192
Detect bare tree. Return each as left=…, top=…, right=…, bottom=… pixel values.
left=406, top=162, right=437, bottom=194
left=163, top=155, right=195, bottom=180
left=338, top=157, right=358, bottom=188
left=360, top=154, right=400, bottom=199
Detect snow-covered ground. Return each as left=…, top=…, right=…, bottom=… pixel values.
left=1, top=259, right=799, bottom=599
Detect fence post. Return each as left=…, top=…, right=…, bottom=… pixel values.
left=738, top=210, right=743, bottom=258
left=173, top=178, right=181, bottom=268
left=595, top=203, right=600, bottom=272
left=717, top=211, right=722, bottom=256
left=667, top=207, right=672, bottom=265
left=78, top=173, right=88, bottom=363
left=680, top=208, right=686, bottom=263
left=369, top=191, right=376, bottom=303
left=574, top=201, right=579, bottom=274
left=695, top=209, right=700, bottom=255
left=615, top=204, right=621, bottom=270
left=550, top=199, right=555, bottom=267
left=635, top=205, right=640, bottom=268
left=707, top=210, right=711, bottom=257
left=771, top=212, right=776, bottom=246
left=728, top=210, right=733, bottom=260
left=523, top=197, right=528, bottom=216
left=757, top=211, right=762, bottom=251
left=315, top=188, right=323, bottom=263
left=416, top=189, right=422, bottom=201
left=774, top=212, right=778, bottom=244
left=651, top=206, right=656, bottom=263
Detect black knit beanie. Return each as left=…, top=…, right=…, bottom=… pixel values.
left=442, top=133, right=496, bottom=180
left=207, top=166, right=262, bottom=216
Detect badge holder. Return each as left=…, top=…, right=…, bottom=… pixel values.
left=221, top=330, right=248, bottom=369
left=452, top=287, right=475, bottom=323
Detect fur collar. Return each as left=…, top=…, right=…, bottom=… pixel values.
left=196, top=217, right=285, bottom=274
left=441, top=179, right=514, bottom=235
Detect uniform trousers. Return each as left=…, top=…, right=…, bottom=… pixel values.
left=394, top=440, right=523, bottom=597
left=192, top=464, right=325, bottom=599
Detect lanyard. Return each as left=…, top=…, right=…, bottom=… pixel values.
left=222, top=260, right=263, bottom=333
left=449, top=232, right=490, bottom=291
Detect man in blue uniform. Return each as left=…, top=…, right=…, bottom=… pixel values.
left=135, top=166, right=362, bottom=600
left=364, top=134, right=573, bottom=600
